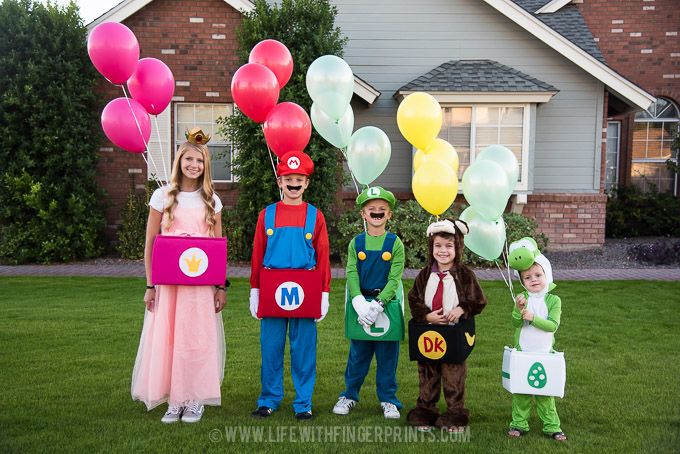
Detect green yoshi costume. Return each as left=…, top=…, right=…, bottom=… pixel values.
left=508, top=238, right=564, bottom=436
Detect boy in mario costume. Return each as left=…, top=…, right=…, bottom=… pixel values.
left=249, top=150, right=331, bottom=420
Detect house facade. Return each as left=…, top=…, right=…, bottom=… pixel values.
left=92, top=0, right=663, bottom=251
left=577, top=0, right=679, bottom=196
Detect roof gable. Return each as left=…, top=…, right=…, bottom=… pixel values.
left=484, top=0, right=654, bottom=109
left=399, top=60, right=558, bottom=93
left=88, top=0, right=255, bottom=28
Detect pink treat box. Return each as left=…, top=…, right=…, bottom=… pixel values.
left=151, top=235, right=227, bottom=286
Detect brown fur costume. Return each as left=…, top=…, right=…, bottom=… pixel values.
left=406, top=219, right=488, bottom=428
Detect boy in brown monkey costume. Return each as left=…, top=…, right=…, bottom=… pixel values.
left=406, top=219, right=488, bottom=431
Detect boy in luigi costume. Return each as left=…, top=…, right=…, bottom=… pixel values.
left=332, top=186, right=405, bottom=419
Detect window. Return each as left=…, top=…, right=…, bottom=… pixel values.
left=438, top=105, right=529, bottom=191
left=632, top=97, right=678, bottom=194
left=175, top=103, right=234, bottom=182
left=605, top=121, right=621, bottom=192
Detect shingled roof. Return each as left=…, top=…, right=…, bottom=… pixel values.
left=398, top=60, right=559, bottom=93
left=511, top=0, right=606, bottom=64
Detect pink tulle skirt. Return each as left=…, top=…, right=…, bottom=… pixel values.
left=131, top=285, right=225, bottom=410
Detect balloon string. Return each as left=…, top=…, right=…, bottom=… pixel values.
left=153, top=115, right=169, bottom=183
left=341, top=147, right=361, bottom=196
left=261, top=124, right=282, bottom=200
left=121, top=85, right=161, bottom=189
left=503, top=221, right=516, bottom=302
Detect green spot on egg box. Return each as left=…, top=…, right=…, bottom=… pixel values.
left=527, top=362, right=547, bottom=388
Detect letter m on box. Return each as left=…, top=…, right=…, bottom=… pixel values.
left=281, top=287, right=300, bottom=306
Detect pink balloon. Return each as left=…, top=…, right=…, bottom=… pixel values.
left=231, top=63, right=280, bottom=123
left=127, top=58, right=175, bottom=115
left=249, top=39, right=293, bottom=89
left=264, top=102, right=312, bottom=158
left=87, top=22, right=140, bottom=85
left=101, top=98, right=151, bottom=153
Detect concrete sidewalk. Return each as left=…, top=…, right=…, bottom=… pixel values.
left=2, top=262, right=679, bottom=281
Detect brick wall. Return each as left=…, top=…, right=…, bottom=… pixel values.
left=95, top=0, right=243, bottom=241
left=578, top=0, right=680, bottom=191
left=578, top=0, right=680, bottom=103
left=522, top=194, right=607, bottom=250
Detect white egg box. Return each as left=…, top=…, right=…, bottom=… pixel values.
left=502, top=346, right=566, bottom=398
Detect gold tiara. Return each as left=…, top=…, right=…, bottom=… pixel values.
left=185, top=127, right=211, bottom=145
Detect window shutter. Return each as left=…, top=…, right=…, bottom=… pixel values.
left=147, top=106, right=172, bottom=182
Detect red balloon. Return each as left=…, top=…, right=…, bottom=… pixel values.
left=263, top=102, right=312, bottom=158
left=249, top=39, right=294, bottom=89
left=231, top=63, right=279, bottom=123
left=127, top=58, right=175, bottom=115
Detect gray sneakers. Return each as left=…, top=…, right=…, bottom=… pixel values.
left=181, top=400, right=205, bottom=423
left=161, top=403, right=183, bottom=424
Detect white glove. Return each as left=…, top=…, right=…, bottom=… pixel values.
left=316, top=292, right=330, bottom=322
left=351, top=295, right=369, bottom=318
left=249, top=288, right=261, bottom=320
left=359, top=300, right=384, bottom=326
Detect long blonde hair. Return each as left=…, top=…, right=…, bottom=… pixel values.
left=163, top=142, right=217, bottom=236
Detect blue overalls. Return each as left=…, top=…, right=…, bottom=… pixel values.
left=258, top=202, right=318, bottom=414
left=340, top=232, right=402, bottom=408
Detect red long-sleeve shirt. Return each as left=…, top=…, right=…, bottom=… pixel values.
left=250, top=201, right=331, bottom=292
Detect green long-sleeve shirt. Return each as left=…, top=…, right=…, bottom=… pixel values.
left=346, top=232, right=405, bottom=304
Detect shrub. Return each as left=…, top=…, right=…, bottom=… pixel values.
left=116, top=185, right=153, bottom=260
left=606, top=185, right=680, bottom=238
left=222, top=207, right=251, bottom=263
left=0, top=1, right=105, bottom=263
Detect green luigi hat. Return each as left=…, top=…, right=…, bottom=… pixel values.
left=356, top=186, right=396, bottom=210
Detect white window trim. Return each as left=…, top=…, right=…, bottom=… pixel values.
left=440, top=103, right=531, bottom=192
left=605, top=121, right=621, bottom=191
left=174, top=102, right=235, bottom=183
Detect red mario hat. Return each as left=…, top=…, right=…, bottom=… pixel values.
left=277, top=150, right=314, bottom=176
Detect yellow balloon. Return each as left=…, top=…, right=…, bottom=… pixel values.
left=413, top=138, right=459, bottom=172
left=412, top=160, right=459, bottom=215
left=397, top=92, right=442, bottom=150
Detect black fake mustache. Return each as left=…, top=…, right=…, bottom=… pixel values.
left=369, top=212, right=385, bottom=219
left=287, top=185, right=303, bottom=191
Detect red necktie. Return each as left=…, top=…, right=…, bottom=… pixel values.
left=431, top=272, right=447, bottom=311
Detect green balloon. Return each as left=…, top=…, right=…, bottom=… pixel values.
left=346, top=126, right=391, bottom=186
left=460, top=207, right=506, bottom=261
left=462, top=160, right=511, bottom=221
left=311, top=102, right=353, bottom=149
left=305, top=55, right=354, bottom=121
left=477, top=145, right=519, bottom=193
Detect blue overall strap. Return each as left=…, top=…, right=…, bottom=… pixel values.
left=382, top=232, right=397, bottom=254
left=303, top=203, right=317, bottom=248
left=354, top=232, right=366, bottom=275
left=264, top=203, right=277, bottom=233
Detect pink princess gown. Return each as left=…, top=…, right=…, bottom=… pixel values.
left=131, top=202, right=226, bottom=410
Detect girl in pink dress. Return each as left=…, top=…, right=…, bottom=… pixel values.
left=131, top=130, right=226, bottom=423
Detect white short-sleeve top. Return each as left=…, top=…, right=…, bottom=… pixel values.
left=149, top=186, right=223, bottom=213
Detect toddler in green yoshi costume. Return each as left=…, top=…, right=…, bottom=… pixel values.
left=507, top=238, right=567, bottom=442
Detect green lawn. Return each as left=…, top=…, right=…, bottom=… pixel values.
left=1, top=277, right=679, bottom=453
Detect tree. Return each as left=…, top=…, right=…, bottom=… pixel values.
left=0, top=0, right=106, bottom=263
left=217, top=0, right=348, bottom=260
